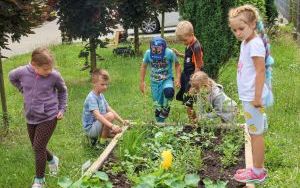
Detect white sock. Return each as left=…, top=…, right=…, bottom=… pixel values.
left=252, top=167, right=264, bottom=175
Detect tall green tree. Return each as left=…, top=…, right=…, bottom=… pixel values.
left=116, top=0, right=153, bottom=54
left=178, top=0, right=236, bottom=79
left=57, top=0, right=117, bottom=72
left=0, top=0, right=43, bottom=129
left=152, top=0, right=178, bottom=38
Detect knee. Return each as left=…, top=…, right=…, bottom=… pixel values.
left=104, top=112, right=115, bottom=121
left=33, top=144, right=45, bottom=153
left=163, top=87, right=174, bottom=99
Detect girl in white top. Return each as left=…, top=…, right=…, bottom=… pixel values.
left=228, top=4, right=274, bottom=184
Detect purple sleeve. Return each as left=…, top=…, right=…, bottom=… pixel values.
left=9, top=67, right=23, bottom=93
left=54, top=72, right=68, bottom=113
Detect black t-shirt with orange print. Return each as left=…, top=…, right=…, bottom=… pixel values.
left=183, top=39, right=204, bottom=74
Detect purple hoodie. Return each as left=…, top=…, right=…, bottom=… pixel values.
left=9, top=63, right=68, bottom=124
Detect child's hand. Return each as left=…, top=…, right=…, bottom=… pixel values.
left=111, top=125, right=122, bottom=134
left=122, top=120, right=130, bottom=126
left=252, top=99, right=262, bottom=108
left=56, top=111, right=64, bottom=120
left=140, top=82, right=146, bottom=94
left=175, top=79, right=181, bottom=88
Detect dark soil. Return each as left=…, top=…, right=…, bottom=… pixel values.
left=102, top=154, right=131, bottom=188
left=101, top=124, right=246, bottom=188
left=181, top=125, right=245, bottom=188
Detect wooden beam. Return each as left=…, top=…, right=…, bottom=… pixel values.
left=83, top=126, right=128, bottom=177
left=244, top=125, right=255, bottom=188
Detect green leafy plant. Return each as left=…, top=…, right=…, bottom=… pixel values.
left=203, top=178, right=228, bottom=188
left=216, top=132, right=244, bottom=168
left=58, top=171, right=113, bottom=188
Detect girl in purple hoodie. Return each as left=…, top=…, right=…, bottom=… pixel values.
left=9, top=47, right=67, bottom=188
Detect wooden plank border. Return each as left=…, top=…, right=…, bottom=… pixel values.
left=244, top=125, right=255, bottom=188
left=83, top=126, right=129, bottom=177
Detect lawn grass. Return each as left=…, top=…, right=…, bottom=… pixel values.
left=0, top=30, right=299, bottom=187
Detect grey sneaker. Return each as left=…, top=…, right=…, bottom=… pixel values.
left=48, top=155, right=59, bottom=175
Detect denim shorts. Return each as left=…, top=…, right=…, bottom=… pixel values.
left=85, top=121, right=103, bottom=139
left=242, top=101, right=268, bottom=135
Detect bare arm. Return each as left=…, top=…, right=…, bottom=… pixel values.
left=252, top=56, right=265, bottom=107
left=172, top=48, right=185, bottom=57
left=174, top=63, right=181, bottom=88
left=107, top=106, right=125, bottom=124
left=139, top=63, right=147, bottom=93
left=92, top=110, right=114, bottom=128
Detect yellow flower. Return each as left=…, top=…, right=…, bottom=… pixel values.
left=259, top=107, right=265, bottom=114
left=249, top=125, right=257, bottom=132
left=160, top=150, right=173, bottom=170
left=244, top=112, right=252, bottom=120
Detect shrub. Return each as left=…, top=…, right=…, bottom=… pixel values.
left=236, top=0, right=266, bottom=16
left=178, top=0, right=236, bottom=79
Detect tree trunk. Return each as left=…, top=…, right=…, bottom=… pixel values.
left=0, top=50, right=9, bottom=128
left=297, top=0, right=300, bottom=44
left=89, top=37, right=97, bottom=73
left=161, top=11, right=165, bottom=38
left=134, top=25, right=140, bottom=55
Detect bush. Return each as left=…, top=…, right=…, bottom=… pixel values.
left=236, top=0, right=266, bottom=16
left=178, top=0, right=236, bottom=79
left=265, top=0, right=278, bottom=25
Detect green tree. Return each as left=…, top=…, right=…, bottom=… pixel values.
left=116, top=0, right=153, bottom=54
left=0, top=0, right=44, bottom=129
left=178, top=0, right=236, bottom=79
left=152, top=0, right=178, bottom=38
left=57, top=0, right=117, bottom=72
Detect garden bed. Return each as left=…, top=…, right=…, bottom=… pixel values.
left=100, top=123, right=247, bottom=188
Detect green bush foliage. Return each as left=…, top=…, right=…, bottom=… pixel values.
left=178, top=0, right=236, bottom=79
left=236, top=0, right=266, bottom=16
left=265, top=0, right=278, bottom=26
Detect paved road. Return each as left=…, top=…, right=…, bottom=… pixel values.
left=1, top=19, right=175, bottom=58
left=2, top=20, right=62, bottom=58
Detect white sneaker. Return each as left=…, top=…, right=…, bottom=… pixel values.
left=32, top=182, right=44, bottom=188
left=48, top=155, right=59, bottom=175
left=32, top=177, right=45, bottom=188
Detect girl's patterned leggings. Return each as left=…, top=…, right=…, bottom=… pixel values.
left=27, top=118, right=57, bottom=178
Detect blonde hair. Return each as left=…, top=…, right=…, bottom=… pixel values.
left=31, top=47, right=54, bottom=67
left=189, top=71, right=216, bottom=94
left=228, top=4, right=259, bottom=25
left=175, top=20, right=194, bottom=39
left=92, top=69, right=110, bottom=84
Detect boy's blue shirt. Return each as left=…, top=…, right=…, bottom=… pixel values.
left=143, top=48, right=178, bottom=81
left=82, top=91, right=108, bottom=130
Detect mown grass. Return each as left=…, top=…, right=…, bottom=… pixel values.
left=0, top=29, right=299, bottom=187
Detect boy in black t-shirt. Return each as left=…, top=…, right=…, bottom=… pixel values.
left=172, top=20, right=204, bottom=122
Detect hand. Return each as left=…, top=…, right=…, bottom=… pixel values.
left=122, top=120, right=130, bottom=126
left=140, top=82, right=146, bottom=94
left=175, top=79, right=181, bottom=88
left=251, top=99, right=262, bottom=108
left=111, top=125, right=122, bottom=134
left=56, top=111, right=64, bottom=120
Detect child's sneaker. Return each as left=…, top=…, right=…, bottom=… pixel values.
left=32, top=177, right=45, bottom=188
left=48, top=155, right=59, bottom=175
left=90, top=138, right=98, bottom=146
left=32, top=182, right=44, bottom=188
left=234, top=168, right=267, bottom=183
